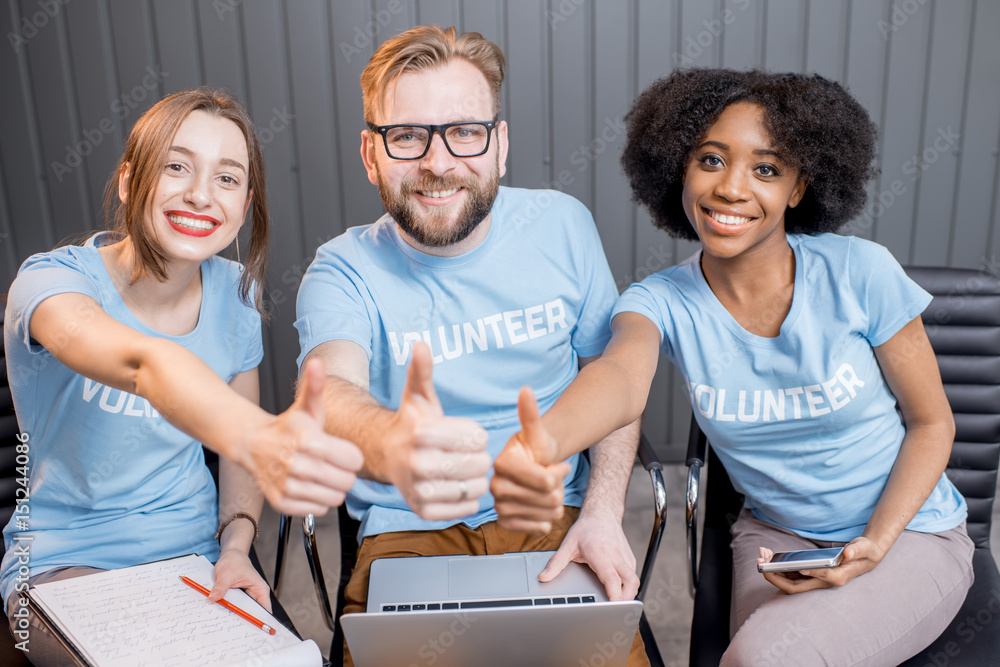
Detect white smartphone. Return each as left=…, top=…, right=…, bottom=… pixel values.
left=756, top=546, right=845, bottom=573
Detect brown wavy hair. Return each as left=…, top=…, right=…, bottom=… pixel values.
left=361, top=25, right=505, bottom=125
left=103, top=87, right=269, bottom=314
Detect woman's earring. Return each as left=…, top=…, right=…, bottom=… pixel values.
left=235, top=234, right=241, bottom=263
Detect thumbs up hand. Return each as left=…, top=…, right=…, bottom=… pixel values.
left=491, top=386, right=572, bottom=534
left=384, top=343, right=492, bottom=520
left=248, top=358, right=364, bottom=516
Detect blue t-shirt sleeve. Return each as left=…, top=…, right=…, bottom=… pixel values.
left=294, top=241, right=375, bottom=369
left=240, top=305, right=264, bottom=373
left=207, top=258, right=264, bottom=374
left=570, top=207, right=619, bottom=358
left=850, top=238, right=932, bottom=347
left=6, top=250, right=102, bottom=354
left=612, top=280, right=671, bottom=358
left=613, top=282, right=662, bottom=332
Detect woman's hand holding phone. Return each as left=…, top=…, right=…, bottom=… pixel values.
left=757, top=536, right=887, bottom=594
left=757, top=546, right=845, bottom=573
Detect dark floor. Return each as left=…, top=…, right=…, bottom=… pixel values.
left=255, top=464, right=1000, bottom=666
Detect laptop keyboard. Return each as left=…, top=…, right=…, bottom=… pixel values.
left=380, top=596, right=597, bottom=612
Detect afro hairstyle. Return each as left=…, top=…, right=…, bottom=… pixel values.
left=620, top=68, right=879, bottom=240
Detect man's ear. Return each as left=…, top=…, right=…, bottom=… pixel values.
left=360, top=130, right=379, bottom=186
left=495, top=120, right=509, bottom=179
left=788, top=176, right=809, bottom=208
left=118, top=163, right=131, bottom=203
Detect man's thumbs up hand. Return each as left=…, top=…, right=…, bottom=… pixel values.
left=400, top=340, right=444, bottom=416
left=387, top=343, right=492, bottom=520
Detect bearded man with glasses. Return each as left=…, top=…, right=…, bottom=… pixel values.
left=294, top=25, right=648, bottom=666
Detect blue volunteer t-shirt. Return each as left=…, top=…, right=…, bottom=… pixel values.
left=0, top=232, right=263, bottom=603
left=295, top=186, right=619, bottom=539
left=614, top=233, right=967, bottom=542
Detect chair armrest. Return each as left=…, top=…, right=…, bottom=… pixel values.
left=685, top=417, right=707, bottom=598
left=686, top=462, right=701, bottom=599
left=273, top=514, right=293, bottom=595
left=636, top=432, right=667, bottom=602
left=301, top=513, right=337, bottom=631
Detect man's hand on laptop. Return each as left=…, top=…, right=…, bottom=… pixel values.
left=385, top=343, right=491, bottom=521
left=539, top=507, right=639, bottom=601
left=491, top=386, right=572, bottom=534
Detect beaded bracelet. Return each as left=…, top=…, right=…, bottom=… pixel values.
left=215, top=512, right=259, bottom=542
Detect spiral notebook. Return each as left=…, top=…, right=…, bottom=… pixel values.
left=25, top=554, right=322, bottom=667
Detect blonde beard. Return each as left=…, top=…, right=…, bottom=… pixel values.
left=374, top=160, right=500, bottom=248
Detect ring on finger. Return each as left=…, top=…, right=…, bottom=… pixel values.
left=458, top=480, right=468, bottom=502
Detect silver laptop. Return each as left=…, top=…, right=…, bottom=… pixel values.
left=341, top=550, right=643, bottom=667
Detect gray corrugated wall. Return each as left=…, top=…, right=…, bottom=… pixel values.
left=2, top=0, right=998, bottom=461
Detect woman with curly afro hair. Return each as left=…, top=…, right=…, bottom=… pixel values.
left=492, top=69, right=974, bottom=665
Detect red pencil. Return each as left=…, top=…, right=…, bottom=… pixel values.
left=180, top=575, right=277, bottom=635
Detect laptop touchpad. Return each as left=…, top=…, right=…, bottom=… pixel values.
left=448, top=555, right=528, bottom=598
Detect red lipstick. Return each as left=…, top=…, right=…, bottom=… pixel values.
left=164, top=210, right=220, bottom=237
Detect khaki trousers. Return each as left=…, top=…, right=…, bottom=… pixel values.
left=723, top=508, right=975, bottom=666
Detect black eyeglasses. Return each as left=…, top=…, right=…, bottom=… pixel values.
left=367, top=120, right=498, bottom=160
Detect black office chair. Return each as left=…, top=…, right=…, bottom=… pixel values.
left=685, top=265, right=1000, bottom=666
left=275, top=435, right=669, bottom=666
left=0, top=296, right=301, bottom=664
